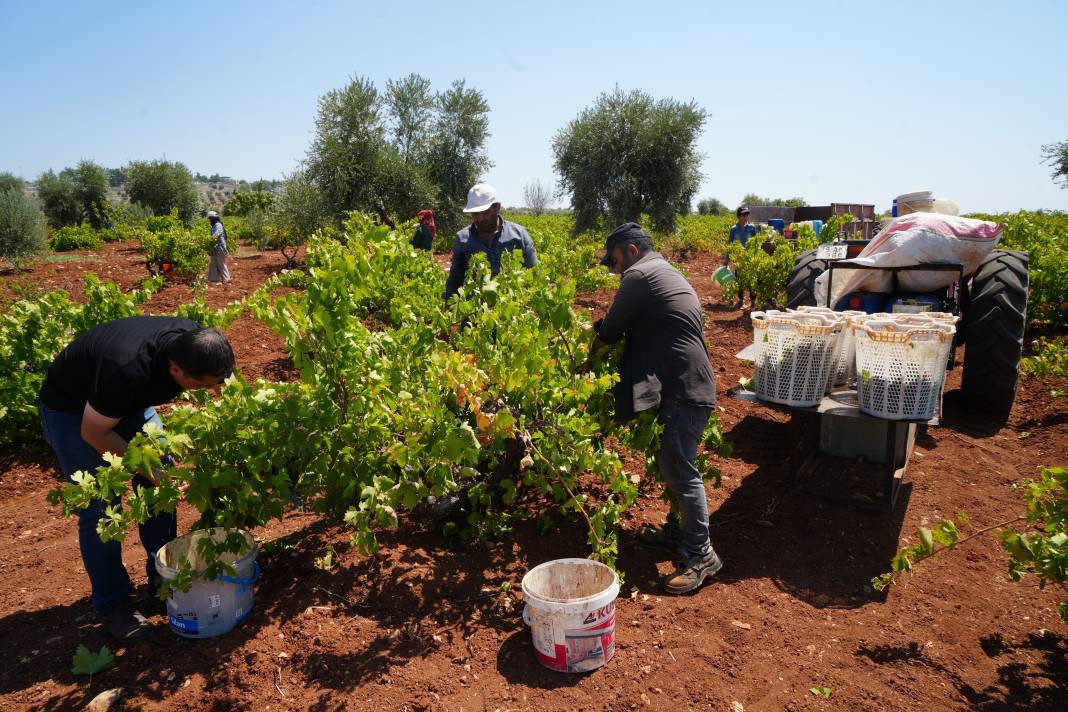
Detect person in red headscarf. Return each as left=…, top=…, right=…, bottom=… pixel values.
left=412, top=210, right=435, bottom=251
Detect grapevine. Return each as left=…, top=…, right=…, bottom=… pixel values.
left=48, top=220, right=730, bottom=584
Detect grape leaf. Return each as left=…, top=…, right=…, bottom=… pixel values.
left=72, top=644, right=115, bottom=676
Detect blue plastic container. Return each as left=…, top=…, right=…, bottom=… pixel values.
left=834, top=292, right=888, bottom=313
left=768, top=219, right=786, bottom=234
left=812, top=219, right=823, bottom=236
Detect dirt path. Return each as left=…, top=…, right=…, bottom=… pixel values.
left=0, top=242, right=1065, bottom=711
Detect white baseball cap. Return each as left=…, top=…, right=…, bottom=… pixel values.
left=462, top=183, right=498, bottom=213
left=207, top=210, right=219, bottom=218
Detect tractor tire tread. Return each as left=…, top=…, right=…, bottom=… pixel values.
left=961, top=249, right=1029, bottom=414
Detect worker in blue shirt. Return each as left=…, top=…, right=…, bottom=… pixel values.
left=444, top=183, right=538, bottom=299
left=725, top=206, right=759, bottom=309
left=728, top=205, right=759, bottom=247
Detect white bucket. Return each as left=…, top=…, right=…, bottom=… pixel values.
left=521, top=558, right=620, bottom=673
left=154, top=528, right=259, bottom=639
left=895, top=191, right=935, bottom=215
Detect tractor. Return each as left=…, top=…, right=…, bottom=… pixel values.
left=785, top=227, right=1029, bottom=415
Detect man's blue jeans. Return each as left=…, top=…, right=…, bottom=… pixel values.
left=38, top=403, right=177, bottom=612
left=657, top=399, right=714, bottom=560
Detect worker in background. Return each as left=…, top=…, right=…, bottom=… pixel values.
left=725, top=205, right=758, bottom=308
left=577, top=223, right=722, bottom=595
left=444, top=183, right=538, bottom=299
left=206, top=210, right=230, bottom=284
left=412, top=209, right=435, bottom=251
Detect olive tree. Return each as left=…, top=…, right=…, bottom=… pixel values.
left=386, top=73, right=435, bottom=163
left=697, top=197, right=726, bottom=215
left=273, top=169, right=327, bottom=267
left=552, top=88, right=706, bottom=233
left=0, top=173, right=24, bottom=194
left=304, top=74, right=490, bottom=234
left=423, top=80, right=492, bottom=234
left=1042, top=140, right=1068, bottom=188
left=0, top=189, right=46, bottom=270
left=35, top=160, right=111, bottom=228
left=306, top=76, right=394, bottom=221
left=125, top=159, right=203, bottom=226
left=36, top=170, right=81, bottom=227
left=740, top=193, right=807, bottom=208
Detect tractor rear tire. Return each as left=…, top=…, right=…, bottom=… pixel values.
left=786, top=250, right=828, bottom=309
left=960, top=249, right=1029, bottom=414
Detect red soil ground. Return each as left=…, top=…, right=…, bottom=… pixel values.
left=0, top=241, right=1065, bottom=711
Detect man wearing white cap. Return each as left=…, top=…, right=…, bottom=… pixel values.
left=444, top=183, right=538, bottom=299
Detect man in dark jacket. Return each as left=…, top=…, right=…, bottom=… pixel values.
left=38, top=316, right=235, bottom=639
left=579, top=223, right=721, bottom=594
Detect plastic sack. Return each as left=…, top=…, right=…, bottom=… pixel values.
left=815, top=213, right=1002, bottom=308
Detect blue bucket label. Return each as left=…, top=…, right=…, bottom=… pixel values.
left=169, top=614, right=199, bottom=635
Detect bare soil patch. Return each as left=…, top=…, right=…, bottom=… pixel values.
left=1, top=242, right=1065, bottom=711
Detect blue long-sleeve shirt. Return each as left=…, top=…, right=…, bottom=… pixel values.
left=444, top=220, right=538, bottom=299
left=728, top=222, right=758, bottom=247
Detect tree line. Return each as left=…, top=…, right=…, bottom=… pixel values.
left=4, top=74, right=1066, bottom=268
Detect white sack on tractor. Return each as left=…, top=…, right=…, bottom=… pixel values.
left=815, top=213, right=1003, bottom=308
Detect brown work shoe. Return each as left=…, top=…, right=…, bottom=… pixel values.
left=663, top=550, right=723, bottom=595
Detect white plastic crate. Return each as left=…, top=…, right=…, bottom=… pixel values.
left=853, top=320, right=955, bottom=421
left=751, top=312, right=838, bottom=408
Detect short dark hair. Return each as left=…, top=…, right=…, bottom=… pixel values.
left=622, top=236, right=655, bottom=253
left=167, top=328, right=235, bottom=379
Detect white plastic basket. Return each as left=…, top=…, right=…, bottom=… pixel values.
left=792, top=307, right=862, bottom=391
left=751, top=312, right=838, bottom=407
left=826, top=311, right=866, bottom=388
left=863, top=312, right=959, bottom=326
left=888, top=313, right=960, bottom=330
left=853, top=320, right=956, bottom=421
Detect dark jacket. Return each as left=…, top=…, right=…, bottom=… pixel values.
left=596, top=252, right=716, bottom=421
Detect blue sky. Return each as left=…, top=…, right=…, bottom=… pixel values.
left=2, top=0, right=1066, bottom=214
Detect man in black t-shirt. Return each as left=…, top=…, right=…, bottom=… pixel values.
left=38, top=316, right=234, bottom=640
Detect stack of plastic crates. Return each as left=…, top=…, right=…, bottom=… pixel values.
left=852, top=318, right=956, bottom=421
left=751, top=311, right=839, bottom=408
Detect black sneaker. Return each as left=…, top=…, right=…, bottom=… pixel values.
left=99, top=601, right=152, bottom=640
left=140, top=588, right=168, bottom=618
left=663, top=550, right=723, bottom=595
left=636, top=525, right=684, bottom=557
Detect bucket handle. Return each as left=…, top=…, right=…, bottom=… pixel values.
left=221, top=560, right=260, bottom=586
left=522, top=604, right=532, bottom=627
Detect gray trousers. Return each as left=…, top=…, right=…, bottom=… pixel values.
left=657, top=398, right=714, bottom=559
left=208, top=251, right=230, bottom=282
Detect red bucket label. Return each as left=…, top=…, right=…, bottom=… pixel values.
left=530, top=601, right=616, bottom=673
